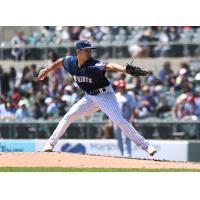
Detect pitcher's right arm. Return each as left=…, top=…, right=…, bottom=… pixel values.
left=36, top=58, right=63, bottom=80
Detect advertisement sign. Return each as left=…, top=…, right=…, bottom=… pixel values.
left=35, top=139, right=121, bottom=156
left=0, top=140, right=35, bottom=152
left=35, top=139, right=189, bottom=161
left=0, top=139, right=190, bottom=161
left=131, top=140, right=188, bottom=161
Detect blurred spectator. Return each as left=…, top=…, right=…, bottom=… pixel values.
left=16, top=99, right=31, bottom=120
left=68, top=26, right=83, bottom=41
left=175, top=63, right=193, bottom=94
left=8, top=67, right=17, bottom=92
left=79, top=27, right=94, bottom=41
left=30, top=64, right=39, bottom=92
left=20, top=66, right=31, bottom=84
left=32, top=102, right=43, bottom=119
left=137, top=85, right=157, bottom=118
left=154, top=85, right=172, bottom=118
left=167, top=27, right=179, bottom=41
left=44, top=97, right=58, bottom=119
left=172, top=93, right=199, bottom=138
left=54, top=93, right=67, bottom=117
left=20, top=66, right=32, bottom=93
left=129, top=28, right=157, bottom=57
left=48, top=78, right=59, bottom=98
left=0, top=101, right=16, bottom=120
left=172, top=93, right=188, bottom=119
left=132, top=77, right=142, bottom=93
left=30, top=64, right=37, bottom=78
left=28, top=32, right=39, bottom=45
left=0, top=96, right=6, bottom=115
left=179, top=62, right=191, bottom=76
left=11, top=88, right=22, bottom=107
left=91, top=26, right=109, bottom=42
left=194, top=89, right=200, bottom=118
left=11, top=31, right=26, bottom=60
left=146, top=71, right=157, bottom=85
left=0, top=65, right=3, bottom=94
left=1, top=71, right=10, bottom=96
left=96, top=26, right=111, bottom=41
left=61, top=85, right=78, bottom=106
left=55, top=26, right=70, bottom=44
left=158, top=61, right=173, bottom=82
left=184, top=95, right=196, bottom=116
left=153, top=27, right=171, bottom=57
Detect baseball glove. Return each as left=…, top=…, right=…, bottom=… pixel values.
left=126, top=61, right=148, bottom=77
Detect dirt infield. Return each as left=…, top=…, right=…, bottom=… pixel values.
left=0, top=152, right=200, bottom=169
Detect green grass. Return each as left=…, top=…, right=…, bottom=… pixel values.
left=0, top=167, right=200, bottom=172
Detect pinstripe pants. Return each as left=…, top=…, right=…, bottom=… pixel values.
left=48, top=85, right=149, bottom=150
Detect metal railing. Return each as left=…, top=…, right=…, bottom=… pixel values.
left=0, top=118, right=200, bottom=139
left=1, top=41, right=200, bottom=60
left=0, top=119, right=105, bottom=139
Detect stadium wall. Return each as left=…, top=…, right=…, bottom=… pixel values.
left=1, top=139, right=200, bottom=162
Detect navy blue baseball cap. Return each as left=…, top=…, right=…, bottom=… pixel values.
left=75, top=40, right=96, bottom=49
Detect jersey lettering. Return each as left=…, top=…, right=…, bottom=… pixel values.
left=73, top=75, right=93, bottom=83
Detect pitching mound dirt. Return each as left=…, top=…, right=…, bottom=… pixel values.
left=0, top=152, right=200, bottom=169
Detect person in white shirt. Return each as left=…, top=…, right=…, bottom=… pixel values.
left=61, top=85, right=78, bottom=106
left=15, top=100, right=31, bottom=120
left=44, top=97, right=58, bottom=119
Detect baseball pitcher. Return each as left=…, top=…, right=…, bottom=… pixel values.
left=36, top=40, right=157, bottom=156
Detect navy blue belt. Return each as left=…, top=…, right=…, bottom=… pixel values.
left=87, top=87, right=107, bottom=95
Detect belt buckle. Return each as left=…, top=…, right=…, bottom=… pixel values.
left=89, top=87, right=106, bottom=95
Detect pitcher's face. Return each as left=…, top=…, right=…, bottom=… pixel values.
left=77, top=49, right=92, bottom=60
